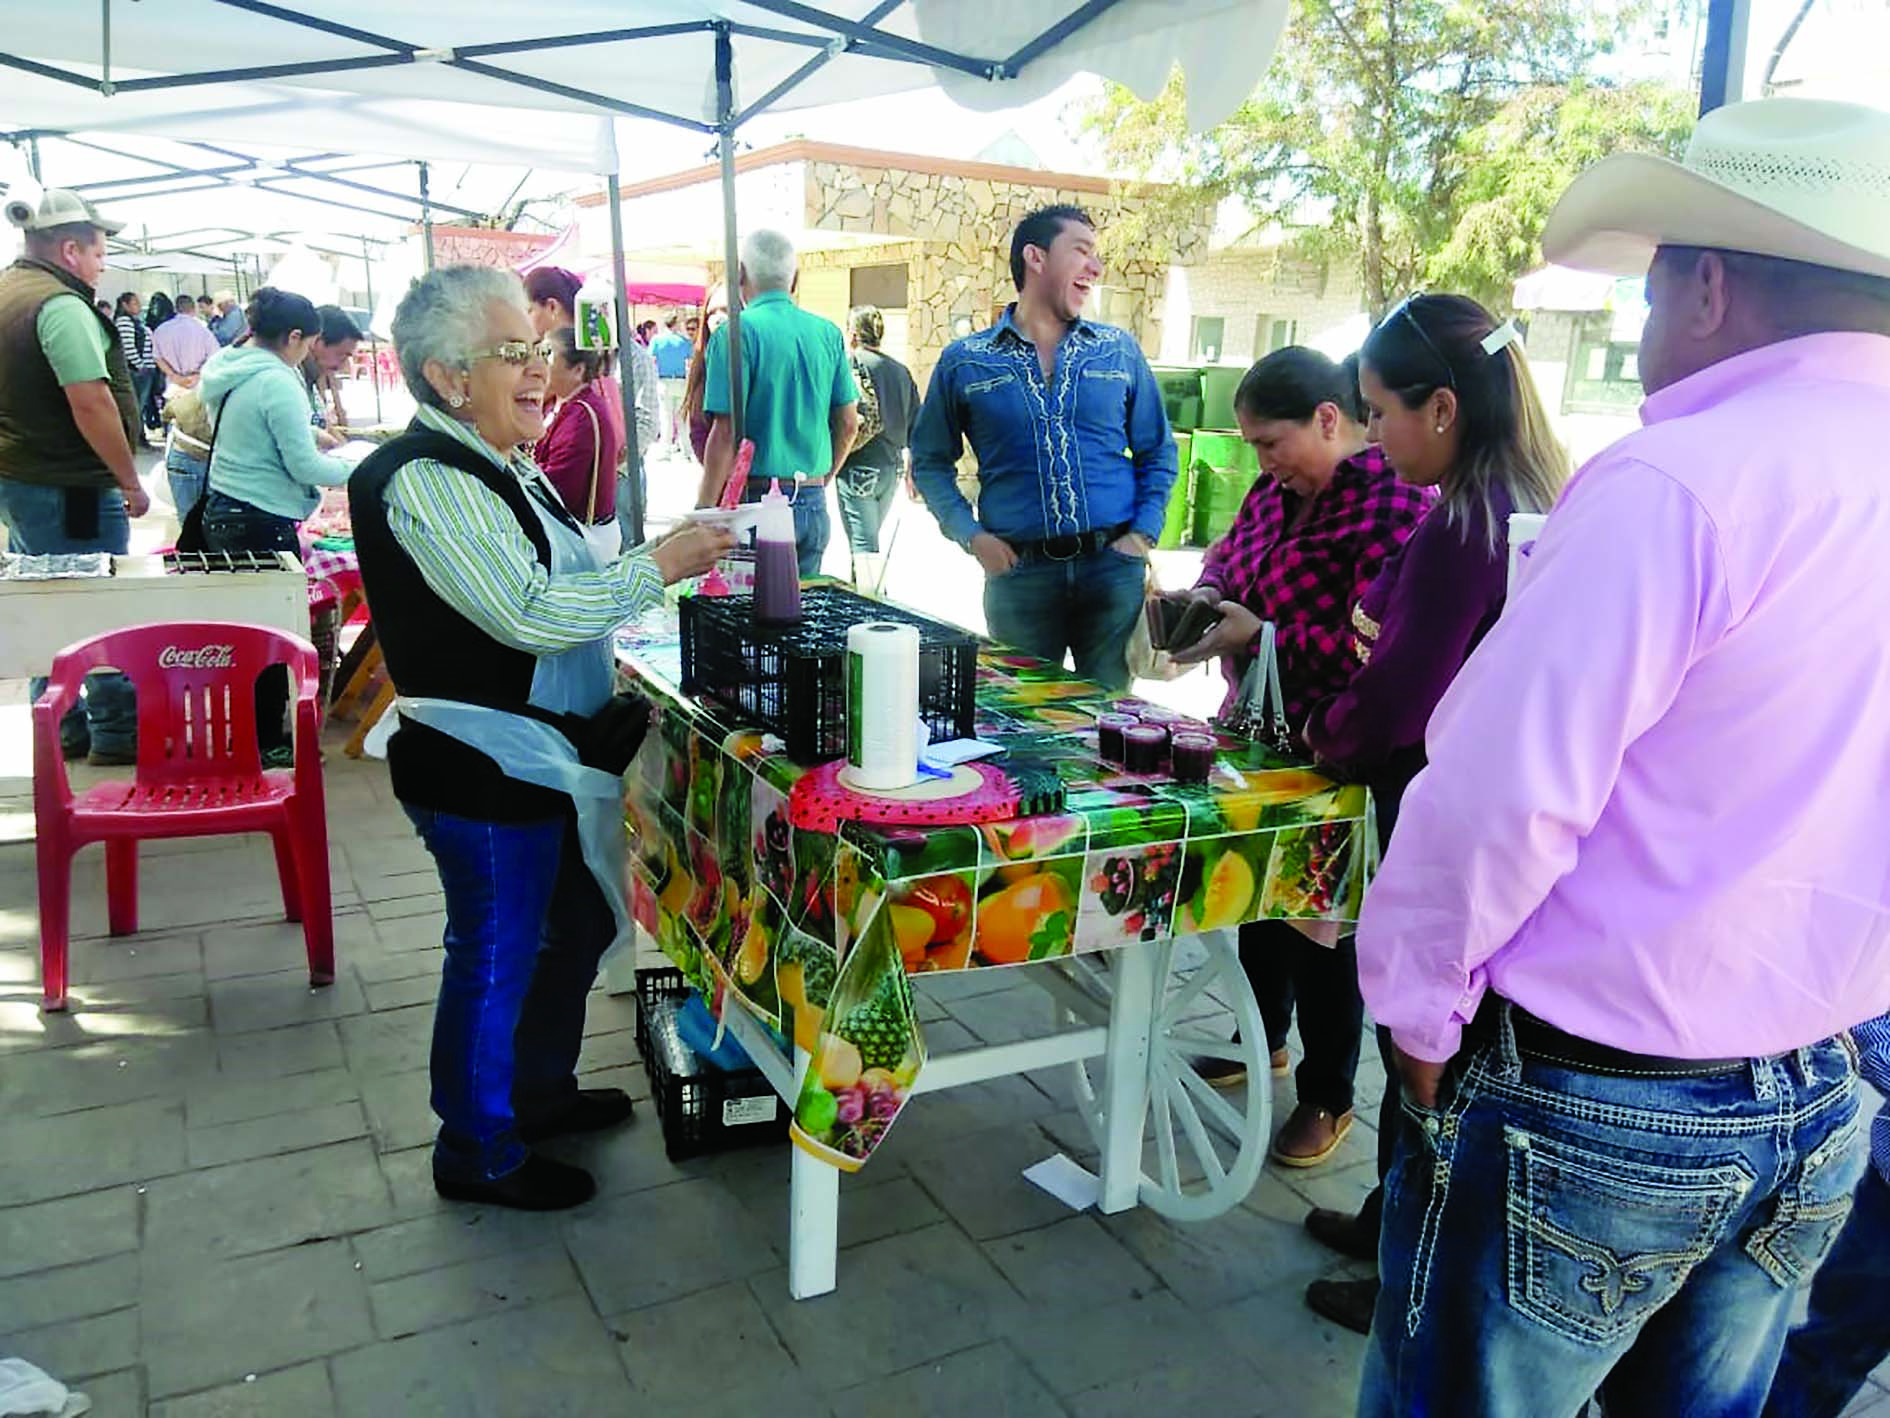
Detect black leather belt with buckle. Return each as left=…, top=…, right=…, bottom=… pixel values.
left=1476, top=999, right=1750, bottom=1078
left=1010, top=523, right=1131, bottom=563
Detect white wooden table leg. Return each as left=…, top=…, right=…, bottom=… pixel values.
left=1098, top=938, right=1158, bottom=1213
left=600, top=923, right=651, bottom=996
left=788, top=1043, right=840, bottom=1298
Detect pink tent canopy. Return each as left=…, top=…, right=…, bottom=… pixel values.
left=515, top=226, right=706, bottom=306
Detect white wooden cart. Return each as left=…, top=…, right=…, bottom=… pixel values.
left=710, top=928, right=1270, bottom=1299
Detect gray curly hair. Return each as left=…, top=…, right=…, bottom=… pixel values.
left=391, top=265, right=528, bottom=410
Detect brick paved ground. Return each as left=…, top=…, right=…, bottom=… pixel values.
left=3, top=718, right=1887, bottom=1417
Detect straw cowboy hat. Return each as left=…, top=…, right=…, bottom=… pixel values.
left=1543, top=98, right=1890, bottom=281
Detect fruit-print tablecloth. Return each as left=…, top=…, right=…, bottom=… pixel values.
left=615, top=606, right=1374, bottom=1172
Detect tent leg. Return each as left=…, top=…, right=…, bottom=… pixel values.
left=362, top=236, right=382, bottom=425
left=1699, top=0, right=1751, bottom=112
left=716, top=23, right=744, bottom=453
left=607, top=172, right=646, bottom=546
left=419, top=161, right=435, bottom=271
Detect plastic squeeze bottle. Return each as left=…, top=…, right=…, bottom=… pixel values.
left=753, top=479, right=802, bottom=625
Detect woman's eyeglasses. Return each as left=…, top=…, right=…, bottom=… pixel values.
left=468, top=339, right=555, bottom=367
left=1380, top=291, right=1454, bottom=390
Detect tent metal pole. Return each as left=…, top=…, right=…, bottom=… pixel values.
left=1699, top=0, right=1751, bottom=113
left=419, top=162, right=434, bottom=270
left=362, top=234, right=382, bottom=425
left=608, top=171, right=645, bottom=544
left=26, top=136, right=41, bottom=181
left=716, top=24, right=744, bottom=454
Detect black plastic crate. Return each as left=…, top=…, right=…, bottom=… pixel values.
left=679, top=586, right=978, bottom=763
left=633, top=967, right=785, bottom=1161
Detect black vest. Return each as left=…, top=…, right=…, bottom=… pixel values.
left=350, top=424, right=584, bottom=821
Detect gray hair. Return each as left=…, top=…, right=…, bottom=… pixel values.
left=741, top=229, right=797, bottom=292
left=391, top=265, right=529, bottom=409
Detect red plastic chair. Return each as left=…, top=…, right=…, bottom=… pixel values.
left=33, top=622, right=335, bottom=1011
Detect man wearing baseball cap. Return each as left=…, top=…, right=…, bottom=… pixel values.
left=1355, top=98, right=1890, bottom=1414
left=0, top=188, right=149, bottom=764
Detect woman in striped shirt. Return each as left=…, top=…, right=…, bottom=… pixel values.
left=350, top=266, right=730, bottom=1212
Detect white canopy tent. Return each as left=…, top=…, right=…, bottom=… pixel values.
left=3, top=0, right=1293, bottom=537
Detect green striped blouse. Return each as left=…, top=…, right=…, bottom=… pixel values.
left=384, top=404, right=663, bottom=657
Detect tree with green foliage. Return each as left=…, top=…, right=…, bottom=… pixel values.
left=1085, top=0, right=1696, bottom=315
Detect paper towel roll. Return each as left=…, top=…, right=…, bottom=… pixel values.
left=846, top=622, right=920, bottom=790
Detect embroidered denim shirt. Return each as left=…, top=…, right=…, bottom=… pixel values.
left=909, top=305, right=1177, bottom=546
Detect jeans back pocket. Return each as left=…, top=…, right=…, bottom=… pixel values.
left=1505, top=1125, right=1755, bottom=1346
left=1744, top=1113, right=1863, bottom=1288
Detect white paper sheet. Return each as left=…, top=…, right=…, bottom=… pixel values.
left=1022, top=1153, right=1102, bottom=1212
left=921, top=738, right=1006, bottom=768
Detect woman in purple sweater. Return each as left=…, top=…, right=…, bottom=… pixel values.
left=1296, top=293, right=1570, bottom=1334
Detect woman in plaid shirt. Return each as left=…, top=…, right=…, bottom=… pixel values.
left=1173, top=347, right=1430, bottom=1164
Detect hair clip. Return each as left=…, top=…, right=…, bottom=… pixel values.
left=1480, top=321, right=1520, bottom=357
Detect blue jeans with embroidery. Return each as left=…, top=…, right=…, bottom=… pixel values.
left=1763, top=1164, right=1890, bottom=1418
left=983, top=546, right=1146, bottom=692
left=0, top=480, right=138, bottom=756
left=1361, top=1014, right=1863, bottom=1418
left=401, top=806, right=616, bottom=1182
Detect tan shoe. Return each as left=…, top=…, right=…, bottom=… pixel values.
left=1269, top=1047, right=1290, bottom=1076
left=1270, top=1104, right=1354, bottom=1168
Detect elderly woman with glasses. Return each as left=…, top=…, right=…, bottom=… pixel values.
left=350, top=266, right=731, bottom=1212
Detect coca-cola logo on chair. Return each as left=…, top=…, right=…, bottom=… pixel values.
left=157, top=644, right=236, bottom=670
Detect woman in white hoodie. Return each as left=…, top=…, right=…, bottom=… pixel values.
left=198, top=287, right=350, bottom=762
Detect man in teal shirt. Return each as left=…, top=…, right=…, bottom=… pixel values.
left=698, top=229, right=859, bottom=575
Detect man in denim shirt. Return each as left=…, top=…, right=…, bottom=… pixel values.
left=910, top=205, right=1176, bottom=690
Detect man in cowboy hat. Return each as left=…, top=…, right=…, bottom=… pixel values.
left=1353, top=97, right=1890, bottom=1415
left=0, top=188, right=148, bottom=764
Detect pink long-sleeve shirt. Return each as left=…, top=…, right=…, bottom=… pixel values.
left=1358, top=332, right=1890, bottom=1064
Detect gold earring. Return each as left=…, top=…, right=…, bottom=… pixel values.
left=450, top=394, right=466, bottom=408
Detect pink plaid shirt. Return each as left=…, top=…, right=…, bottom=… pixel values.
left=1198, top=446, right=1432, bottom=723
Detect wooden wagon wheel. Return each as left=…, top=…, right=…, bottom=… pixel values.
left=1044, top=930, right=1271, bottom=1222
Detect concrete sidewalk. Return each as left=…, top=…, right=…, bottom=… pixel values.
left=0, top=727, right=1400, bottom=1416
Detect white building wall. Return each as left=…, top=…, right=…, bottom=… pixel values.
left=1160, top=250, right=1368, bottom=368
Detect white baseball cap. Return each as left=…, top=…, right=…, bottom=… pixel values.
left=4, top=187, right=125, bottom=237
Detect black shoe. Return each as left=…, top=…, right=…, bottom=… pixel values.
left=1194, top=1055, right=1249, bottom=1089
left=61, top=740, right=90, bottom=761
left=1305, top=1206, right=1379, bottom=1262
left=516, top=1087, right=635, bottom=1144
left=433, top=1152, right=596, bottom=1211
left=86, top=746, right=138, bottom=767
left=1306, top=1275, right=1380, bottom=1336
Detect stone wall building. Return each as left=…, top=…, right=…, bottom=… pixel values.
left=579, top=141, right=1212, bottom=392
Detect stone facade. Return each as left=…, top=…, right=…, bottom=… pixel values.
left=799, top=159, right=1208, bottom=388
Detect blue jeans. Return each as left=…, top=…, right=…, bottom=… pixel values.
left=836, top=460, right=898, bottom=554
left=401, top=806, right=616, bottom=1182
left=1361, top=1016, right=1863, bottom=1418
left=0, top=480, right=137, bottom=755
left=793, top=487, right=830, bottom=577
left=983, top=546, right=1146, bottom=692
left=132, top=367, right=159, bottom=431
left=166, top=444, right=209, bottom=521
left=1764, top=1165, right=1890, bottom=1418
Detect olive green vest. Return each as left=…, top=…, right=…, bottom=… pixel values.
left=0, top=257, right=139, bottom=488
